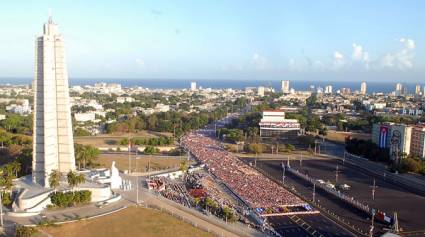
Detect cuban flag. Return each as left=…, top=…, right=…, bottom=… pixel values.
left=379, top=126, right=389, bottom=148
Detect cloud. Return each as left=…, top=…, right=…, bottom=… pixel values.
left=135, top=58, right=145, bottom=67
left=251, top=53, right=268, bottom=70
left=334, top=51, right=344, bottom=60
left=376, top=38, right=416, bottom=70
left=400, top=38, right=415, bottom=50
left=288, top=57, right=324, bottom=71
left=332, top=51, right=346, bottom=69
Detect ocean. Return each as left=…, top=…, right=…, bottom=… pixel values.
left=0, top=78, right=421, bottom=94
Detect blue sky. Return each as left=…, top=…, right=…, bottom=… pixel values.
left=0, top=0, right=424, bottom=82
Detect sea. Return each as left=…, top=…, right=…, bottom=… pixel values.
left=0, top=78, right=422, bottom=94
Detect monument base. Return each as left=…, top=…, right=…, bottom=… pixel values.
left=11, top=173, right=115, bottom=213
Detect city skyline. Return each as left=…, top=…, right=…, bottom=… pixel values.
left=0, top=1, right=424, bottom=82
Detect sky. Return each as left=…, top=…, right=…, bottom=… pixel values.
left=0, top=0, right=424, bottom=82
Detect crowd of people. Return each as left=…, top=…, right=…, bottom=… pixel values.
left=181, top=132, right=305, bottom=209
left=161, top=179, right=192, bottom=207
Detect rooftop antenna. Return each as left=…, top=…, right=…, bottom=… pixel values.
left=48, top=8, right=53, bottom=23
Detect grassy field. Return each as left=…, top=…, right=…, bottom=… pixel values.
left=325, top=131, right=371, bottom=144
left=39, top=207, right=213, bottom=237
left=75, top=131, right=173, bottom=147
left=97, top=153, right=188, bottom=172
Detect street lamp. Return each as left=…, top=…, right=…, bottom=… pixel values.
left=135, top=156, right=140, bottom=205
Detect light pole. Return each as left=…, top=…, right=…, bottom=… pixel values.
left=372, top=179, right=376, bottom=200
left=335, top=165, right=339, bottom=184
left=282, top=162, right=285, bottom=184
left=312, top=183, right=316, bottom=203
left=300, top=151, right=303, bottom=166
left=0, top=190, right=3, bottom=227
left=135, top=156, right=140, bottom=205
left=369, top=211, right=375, bottom=237
left=128, top=136, right=131, bottom=174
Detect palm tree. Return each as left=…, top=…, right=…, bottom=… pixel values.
left=49, top=170, right=61, bottom=192
left=67, top=171, right=85, bottom=190
left=74, top=144, right=100, bottom=170
left=74, top=143, right=84, bottom=170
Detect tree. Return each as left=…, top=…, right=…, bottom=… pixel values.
left=180, top=160, right=189, bottom=174
left=49, top=170, right=61, bottom=191
left=74, top=144, right=100, bottom=169
left=221, top=206, right=236, bottom=222
left=247, top=143, right=263, bottom=154
left=67, top=171, right=85, bottom=190
left=286, top=144, right=295, bottom=151
left=144, top=145, right=158, bottom=155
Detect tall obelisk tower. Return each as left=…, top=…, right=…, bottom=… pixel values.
left=32, top=16, right=76, bottom=187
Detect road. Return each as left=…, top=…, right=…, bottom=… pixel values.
left=253, top=158, right=425, bottom=236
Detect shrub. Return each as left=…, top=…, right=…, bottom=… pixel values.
left=15, top=226, right=37, bottom=237
left=144, top=145, right=159, bottom=154
left=50, top=190, right=91, bottom=207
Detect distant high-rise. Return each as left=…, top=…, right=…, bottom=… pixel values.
left=415, top=84, right=421, bottom=95
left=360, top=81, right=367, bottom=95
left=281, top=80, right=290, bottom=93
left=325, top=85, right=333, bottom=94
left=257, top=86, right=265, bottom=97
left=32, top=17, right=76, bottom=187
left=395, top=83, right=403, bottom=96
left=190, top=81, right=197, bottom=91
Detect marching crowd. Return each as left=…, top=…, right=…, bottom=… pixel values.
left=181, top=132, right=305, bottom=209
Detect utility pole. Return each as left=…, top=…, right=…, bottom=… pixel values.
left=393, top=212, right=399, bottom=233
left=300, top=151, right=303, bottom=166
left=369, top=212, right=375, bottom=237
left=136, top=157, right=139, bottom=205
left=276, top=141, right=279, bottom=155
left=372, top=179, right=376, bottom=200
left=128, top=135, right=131, bottom=174
left=287, top=154, right=290, bottom=168
left=282, top=162, right=286, bottom=184
left=0, top=188, right=3, bottom=227
left=312, top=183, right=316, bottom=203
left=335, top=165, right=339, bottom=184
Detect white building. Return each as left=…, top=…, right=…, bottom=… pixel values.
left=155, top=103, right=170, bottom=112
left=415, top=84, right=422, bottom=95
left=325, top=85, right=333, bottom=94
left=32, top=17, right=76, bottom=187
left=259, top=110, right=300, bottom=138
left=190, top=82, right=197, bottom=91
left=257, top=86, right=265, bottom=97
left=281, top=80, right=290, bottom=93
left=395, top=83, right=403, bottom=96
left=74, top=112, right=96, bottom=122
left=116, top=96, right=135, bottom=103
left=0, top=114, right=5, bottom=121
left=6, top=100, right=32, bottom=115
left=360, top=81, right=367, bottom=95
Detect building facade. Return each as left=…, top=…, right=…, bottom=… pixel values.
left=259, top=110, right=300, bottom=139
left=372, top=123, right=393, bottom=149
left=190, top=81, right=197, bottom=91
left=360, top=81, right=367, bottom=95
left=281, top=80, right=290, bottom=93
left=32, top=17, right=76, bottom=187
left=410, top=126, right=425, bottom=159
